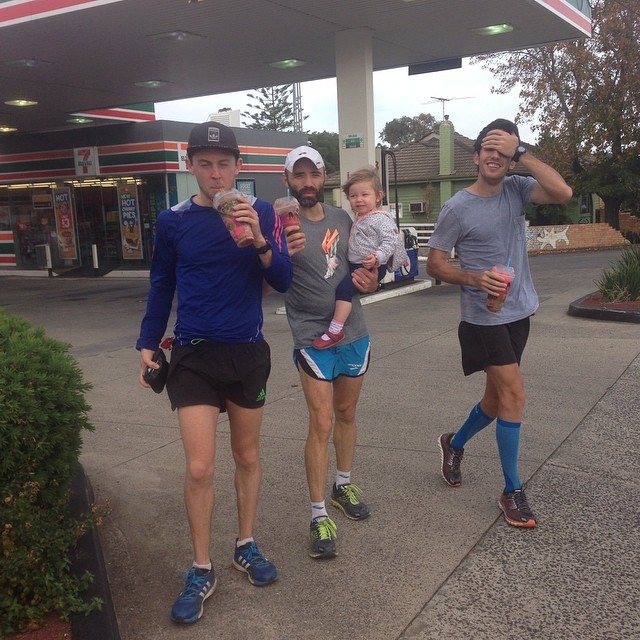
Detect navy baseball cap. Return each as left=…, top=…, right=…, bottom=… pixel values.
left=187, top=121, right=240, bottom=159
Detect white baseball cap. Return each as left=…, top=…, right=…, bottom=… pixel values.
left=284, top=146, right=325, bottom=172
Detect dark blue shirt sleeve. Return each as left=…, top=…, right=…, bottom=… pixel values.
left=136, top=213, right=176, bottom=350
left=257, top=201, right=292, bottom=293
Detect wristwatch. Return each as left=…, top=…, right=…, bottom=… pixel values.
left=255, top=241, right=272, bottom=255
left=513, top=145, right=527, bottom=162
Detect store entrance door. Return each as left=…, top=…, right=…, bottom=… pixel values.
left=72, top=185, right=120, bottom=275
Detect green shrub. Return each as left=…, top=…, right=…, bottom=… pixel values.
left=0, top=310, right=102, bottom=635
left=596, top=246, right=640, bottom=302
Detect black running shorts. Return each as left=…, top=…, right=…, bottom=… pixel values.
left=166, top=340, right=271, bottom=412
left=458, top=317, right=530, bottom=376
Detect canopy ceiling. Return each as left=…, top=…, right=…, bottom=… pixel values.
left=0, top=0, right=590, bottom=135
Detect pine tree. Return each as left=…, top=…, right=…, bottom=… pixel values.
left=243, top=85, right=296, bottom=131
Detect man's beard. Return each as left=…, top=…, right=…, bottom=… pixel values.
left=289, top=185, right=322, bottom=208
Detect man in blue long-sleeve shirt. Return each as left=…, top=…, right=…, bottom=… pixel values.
left=136, top=121, right=292, bottom=625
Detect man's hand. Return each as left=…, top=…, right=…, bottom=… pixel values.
left=139, top=348, right=157, bottom=388
left=470, top=270, right=508, bottom=295
left=352, top=265, right=379, bottom=293
left=481, top=129, right=519, bottom=159
left=231, top=198, right=266, bottom=244
left=284, top=226, right=306, bottom=256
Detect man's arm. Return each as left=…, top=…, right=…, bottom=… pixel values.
left=426, top=248, right=507, bottom=296
left=518, top=153, right=573, bottom=205
left=481, top=129, right=572, bottom=205
left=136, top=217, right=176, bottom=352
left=236, top=199, right=292, bottom=292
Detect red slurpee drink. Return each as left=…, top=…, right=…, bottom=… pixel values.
left=486, top=264, right=515, bottom=312
left=274, top=195, right=300, bottom=230
left=212, top=189, right=255, bottom=248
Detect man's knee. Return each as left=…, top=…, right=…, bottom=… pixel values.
left=186, top=459, right=214, bottom=484
left=333, top=393, right=358, bottom=423
left=494, top=385, right=526, bottom=416
left=334, top=405, right=356, bottom=424
left=232, top=446, right=260, bottom=471
left=308, top=410, right=334, bottom=441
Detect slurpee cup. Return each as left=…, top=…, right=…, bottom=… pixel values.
left=212, top=189, right=255, bottom=248
left=274, top=195, right=300, bottom=230
left=486, top=264, right=515, bottom=312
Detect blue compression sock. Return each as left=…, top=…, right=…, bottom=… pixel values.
left=496, top=418, right=522, bottom=493
left=451, top=402, right=495, bottom=449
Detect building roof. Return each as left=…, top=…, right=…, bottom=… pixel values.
left=326, top=127, right=478, bottom=187
left=393, top=129, right=479, bottom=182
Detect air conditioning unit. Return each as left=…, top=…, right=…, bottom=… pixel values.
left=409, top=201, right=426, bottom=215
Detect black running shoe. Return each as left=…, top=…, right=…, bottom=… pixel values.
left=330, top=483, right=370, bottom=520
left=309, top=517, right=337, bottom=559
left=438, top=433, right=464, bottom=487
left=499, top=488, right=537, bottom=528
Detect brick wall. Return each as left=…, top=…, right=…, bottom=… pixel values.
left=527, top=223, right=629, bottom=254
left=620, top=212, right=640, bottom=234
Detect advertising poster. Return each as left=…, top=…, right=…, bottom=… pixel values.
left=118, top=184, right=143, bottom=260
left=32, top=193, right=53, bottom=210
left=236, top=179, right=256, bottom=198
left=53, top=188, right=78, bottom=260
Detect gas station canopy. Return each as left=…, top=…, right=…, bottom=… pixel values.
left=0, top=0, right=591, bottom=135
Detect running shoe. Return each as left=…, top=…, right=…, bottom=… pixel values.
left=232, top=540, right=278, bottom=586
left=170, top=566, right=216, bottom=624
left=438, top=432, right=464, bottom=487
left=309, top=516, right=337, bottom=559
left=499, top=488, right=537, bottom=528
left=330, top=482, right=370, bottom=520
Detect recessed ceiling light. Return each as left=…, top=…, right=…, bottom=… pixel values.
left=67, top=116, right=93, bottom=124
left=268, top=58, right=306, bottom=69
left=0, top=125, right=18, bottom=133
left=134, top=80, right=168, bottom=89
left=5, top=58, right=39, bottom=68
left=5, top=99, right=38, bottom=107
left=472, top=23, right=514, bottom=36
left=149, top=30, right=204, bottom=42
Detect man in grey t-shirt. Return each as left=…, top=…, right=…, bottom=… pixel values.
left=281, top=146, right=378, bottom=559
left=427, top=119, right=572, bottom=529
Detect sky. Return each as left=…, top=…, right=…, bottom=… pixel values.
left=154, top=58, right=537, bottom=146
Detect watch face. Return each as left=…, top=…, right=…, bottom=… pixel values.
left=518, top=146, right=526, bottom=154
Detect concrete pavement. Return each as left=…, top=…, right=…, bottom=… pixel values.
left=1, top=248, right=638, bottom=639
